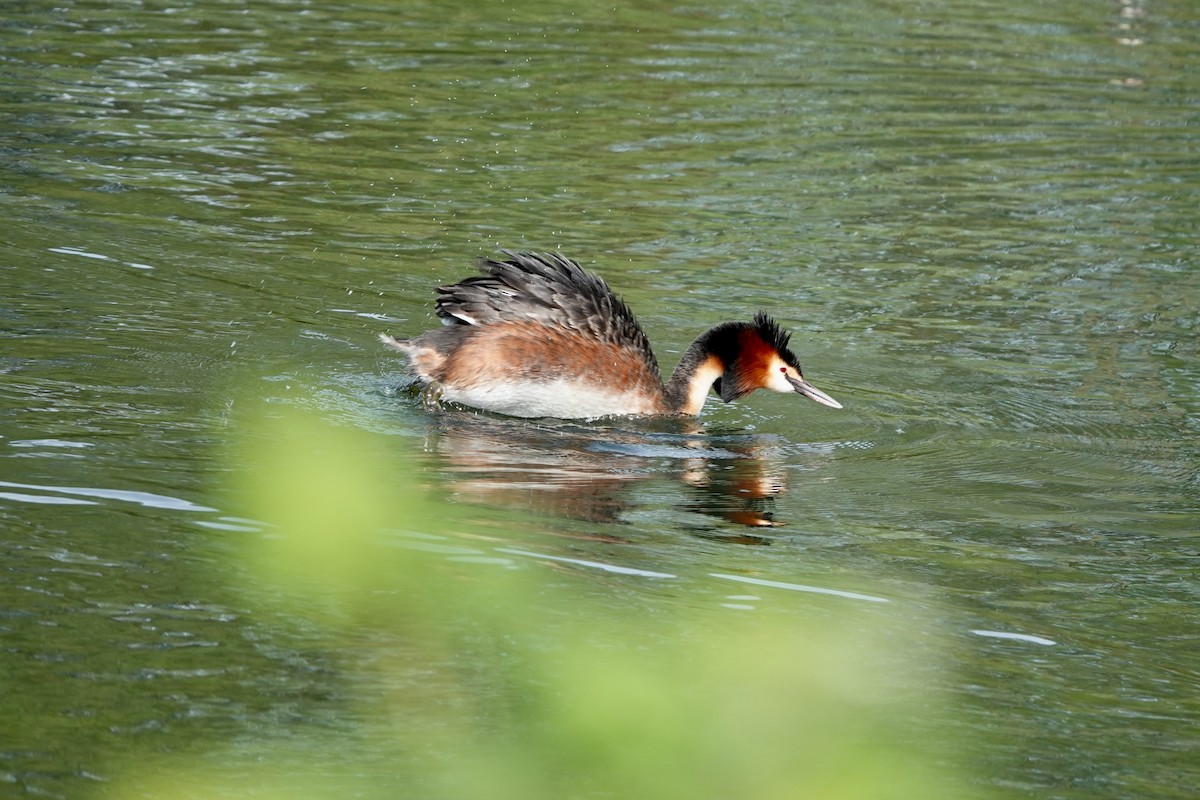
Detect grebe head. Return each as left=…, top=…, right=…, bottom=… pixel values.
left=710, top=312, right=842, bottom=409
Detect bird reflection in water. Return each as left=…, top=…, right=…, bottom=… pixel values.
left=410, top=406, right=816, bottom=540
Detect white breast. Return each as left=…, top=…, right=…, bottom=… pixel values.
left=441, top=379, right=662, bottom=419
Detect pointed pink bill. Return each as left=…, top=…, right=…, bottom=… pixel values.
left=786, top=375, right=843, bottom=409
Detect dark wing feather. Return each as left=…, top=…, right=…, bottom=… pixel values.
left=434, top=251, right=660, bottom=375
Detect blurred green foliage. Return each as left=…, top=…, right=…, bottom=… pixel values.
left=110, top=407, right=984, bottom=800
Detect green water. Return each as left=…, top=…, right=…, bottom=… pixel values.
left=3, top=0, right=1198, bottom=797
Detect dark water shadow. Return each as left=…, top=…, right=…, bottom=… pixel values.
left=402, top=393, right=831, bottom=539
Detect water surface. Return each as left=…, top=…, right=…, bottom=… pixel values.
left=2, top=0, right=1198, bottom=797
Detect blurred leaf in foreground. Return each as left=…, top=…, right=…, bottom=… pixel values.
left=107, top=405, right=989, bottom=800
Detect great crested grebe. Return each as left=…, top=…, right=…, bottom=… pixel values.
left=379, top=251, right=842, bottom=420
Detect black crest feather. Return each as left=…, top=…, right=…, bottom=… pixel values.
left=752, top=311, right=800, bottom=369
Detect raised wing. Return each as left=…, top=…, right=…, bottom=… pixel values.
left=434, top=251, right=660, bottom=376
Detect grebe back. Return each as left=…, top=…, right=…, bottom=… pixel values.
left=380, top=251, right=842, bottom=419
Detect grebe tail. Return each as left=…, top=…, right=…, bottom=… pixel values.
left=380, top=251, right=841, bottom=419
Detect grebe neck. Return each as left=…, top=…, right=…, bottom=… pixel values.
left=662, top=324, right=735, bottom=415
